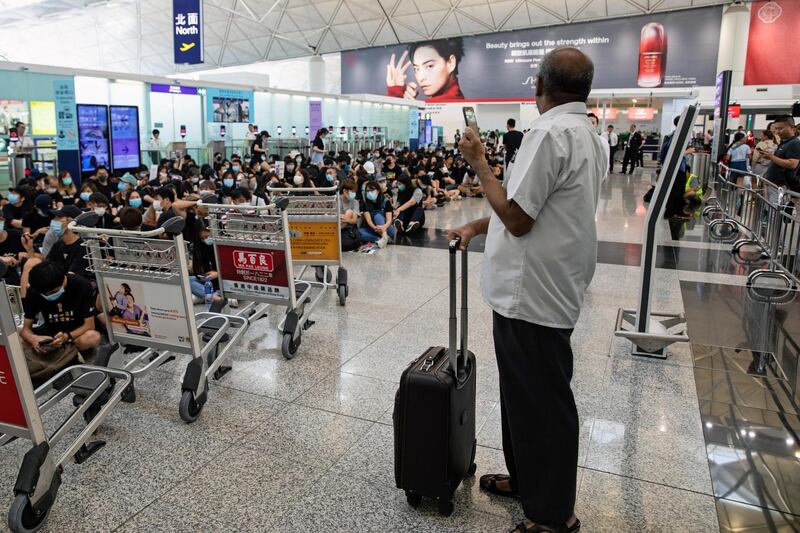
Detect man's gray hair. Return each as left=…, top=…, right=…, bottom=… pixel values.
left=538, top=48, right=594, bottom=102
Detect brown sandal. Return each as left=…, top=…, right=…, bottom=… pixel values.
left=510, top=518, right=582, bottom=533
left=479, top=473, right=518, bottom=498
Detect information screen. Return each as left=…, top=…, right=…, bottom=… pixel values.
left=77, top=104, right=110, bottom=173
left=110, top=105, right=141, bottom=171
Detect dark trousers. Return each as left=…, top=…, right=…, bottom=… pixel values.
left=493, top=311, right=578, bottom=525
left=608, top=145, right=617, bottom=172
left=398, top=205, right=425, bottom=232
left=621, top=147, right=637, bottom=174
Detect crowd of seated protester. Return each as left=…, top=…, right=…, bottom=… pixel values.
left=5, top=139, right=504, bottom=379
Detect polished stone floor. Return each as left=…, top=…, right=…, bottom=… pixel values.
left=1, top=169, right=798, bottom=532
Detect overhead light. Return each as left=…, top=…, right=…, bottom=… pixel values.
left=632, top=98, right=637, bottom=103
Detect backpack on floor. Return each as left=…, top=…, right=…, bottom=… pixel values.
left=341, top=224, right=362, bottom=252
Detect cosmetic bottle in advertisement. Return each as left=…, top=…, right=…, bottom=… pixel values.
left=637, top=22, right=667, bottom=88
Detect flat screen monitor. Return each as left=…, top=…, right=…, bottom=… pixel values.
left=77, top=104, right=110, bottom=174
left=110, top=105, right=141, bottom=172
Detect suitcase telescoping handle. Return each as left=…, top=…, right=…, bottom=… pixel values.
left=448, top=237, right=468, bottom=381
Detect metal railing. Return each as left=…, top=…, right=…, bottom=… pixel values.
left=703, top=163, right=800, bottom=291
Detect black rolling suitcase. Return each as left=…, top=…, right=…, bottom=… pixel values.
left=393, top=237, right=477, bottom=516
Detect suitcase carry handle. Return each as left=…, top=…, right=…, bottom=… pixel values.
left=448, top=238, right=468, bottom=382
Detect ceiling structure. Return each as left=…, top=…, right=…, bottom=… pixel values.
left=0, top=0, right=736, bottom=76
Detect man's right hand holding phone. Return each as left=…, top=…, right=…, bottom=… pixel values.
left=33, top=336, right=55, bottom=354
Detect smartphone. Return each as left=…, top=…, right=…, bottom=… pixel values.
left=462, top=106, right=479, bottom=133
left=38, top=338, right=53, bottom=347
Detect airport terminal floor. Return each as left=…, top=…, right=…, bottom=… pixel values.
left=2, top=166, right=797, bottom=532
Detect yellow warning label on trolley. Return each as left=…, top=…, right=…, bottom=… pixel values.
left=289, top=221, right=340, bottom=262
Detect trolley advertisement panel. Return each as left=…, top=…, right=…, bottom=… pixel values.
left=102, top=276, right=193, bottom=350
left=216, top=244, right=291, bottom=301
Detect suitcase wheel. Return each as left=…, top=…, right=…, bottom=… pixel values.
left=437, top=499, right=455, bottom=517
left=405, top=491, right=422, bottom=508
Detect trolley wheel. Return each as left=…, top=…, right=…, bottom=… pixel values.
left=405, top=491, right=422, bottom=508
left=337, top=285, right=347, bottom=306
left=281, top=333, right=299, bottom=359
left=467, top=462, right=477, bottom=477
left=8, top=494, right=50, bottom=533
left=315, top=266, right=332, bottom=283
left=437, top=499, right=455, bottom=517
left=178, top=390, right=204, bottom=423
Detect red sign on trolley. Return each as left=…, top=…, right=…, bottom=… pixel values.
left=217, top=244, right=290, bottom=300
left=0, top=344, right=28, bottom=429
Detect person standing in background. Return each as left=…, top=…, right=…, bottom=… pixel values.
left=454, top=129, right=462, bottom=148
left=148, top=129, right=164, bottom=164
left=751, top=129, right=777, bottom=176
left=622, top=124, right=643, bottom=174
left=15, top=122, right=35, bottom=152
left=450, top=47, right=605, bottom=533
left=601, top=125, right=619, bottom=173
left=502, top=119, right=524, bottom=166
left=243, top=123, right=257, bottom=154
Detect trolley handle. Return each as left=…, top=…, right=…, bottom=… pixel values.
left=197, top=200, right=278, bottom=212
left=267, top=185, right=338, bottom=193
left=69, top=221, right=167, bottom=238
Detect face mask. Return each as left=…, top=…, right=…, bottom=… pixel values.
left=94, top=207, right=106, bottom=216
left=47, top=187, right=57, bottom=194
left=366, top=190, right=378, bottom=202
left=63, top=177, right=73, bottom=186
left=231, top=165, right=240, bottom=173
left=7, top=193, right=19, bottom=204
left=80, top=192, right=91, bottom=202
left=192, top=177, right=199, bottom=184
left=152, top=200, right=162, bottom=211
left=203, top=237, right=214, bottom=246
left=223, top=178, right=235, bottom=188
left=118, top=182, right=127, bottom=191
left=129, top=198, right=142, bottom=208
left=293, top=175, right=304, bottom=186
left=347, top=191, right=356, bottom=200
left=49, top=219, right=64, bottom=238
left=398, top=184, right=406, bottom=192
left=326, top=174, right=335, bottom=182
left=97, top=174, right=108, bottom=182
left=43, top=286, right=65, bottom=302
left=138, top=172, right=147, bottom=178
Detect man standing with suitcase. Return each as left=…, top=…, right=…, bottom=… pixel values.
left=450, top=48, right=606, bottom=533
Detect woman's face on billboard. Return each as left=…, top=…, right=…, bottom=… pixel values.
left=413, top=46, right=456, bottom=97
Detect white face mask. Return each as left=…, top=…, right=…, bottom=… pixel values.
left=94, top=207, right=106, bottom=216
left=293, top=175, right=304, bottom=186
left=152, top=200, right=162, bottom=211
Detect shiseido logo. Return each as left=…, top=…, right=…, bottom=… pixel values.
left=758, top=1, right=782, bottom=24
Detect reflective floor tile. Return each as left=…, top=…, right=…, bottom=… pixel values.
left=241, top=403, right=374, bottom=470
left=576, top=468, right=719, bottom=532
left=707, top=442, right=800, bottom=516
left=223, top=355, right=344, bottom=402
left=716, top=498, right=800, bottom=532
left=700, top=400, right=800, bottom=451
left=585, top=419, right=713, bottom=494
left=295, top=371, right=398, bottom=421
left=694, top=367, right=799, bottom=415
left=692, top=344, right=787, bottom=381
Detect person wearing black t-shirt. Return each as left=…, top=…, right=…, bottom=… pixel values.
left=90, top=166, right=115, bottom=198
left=502, top=118, right=524, bottom=165
left=0, top=214, right=24, bottom=286
left=21, top=193, right=54, bottom=241
left=3, top=187, right=32, bottom=230
left=20, top=261, right=100, bottom=378
left=151, top=187, right=198, bottom=229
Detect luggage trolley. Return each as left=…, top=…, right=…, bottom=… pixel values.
left=68, top=216, right=250, bottom=423
left=266, top=185, right=349, bottom=306
left=200, top=199, right=324, bottom=359
left=0, top=279, right=133, bottom=533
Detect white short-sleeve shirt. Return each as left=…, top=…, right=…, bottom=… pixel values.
left=481, top=102, right=607, bottom=328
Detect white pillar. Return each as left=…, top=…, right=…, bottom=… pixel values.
left=308, top=55, right=325, bottom=93
left=716, top=4, right=751, bottom=87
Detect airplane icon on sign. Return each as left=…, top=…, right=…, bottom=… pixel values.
left=179, top=42, right=195, bottom=52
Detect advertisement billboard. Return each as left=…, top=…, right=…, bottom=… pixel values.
left=109, top=105, right=141, bottom=171
left=77, top=104, right=110, bottom=173
left=0, top=100, right=28, bottom=136
left=744, top=0, right=800, bottom=85
left=341, top=6, right=722, bottom=101
left=206, top=88, right=253, bottom=123
left=103, top=276, right=192, bottom=349
left=30, top=101, right=56, bottom=136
